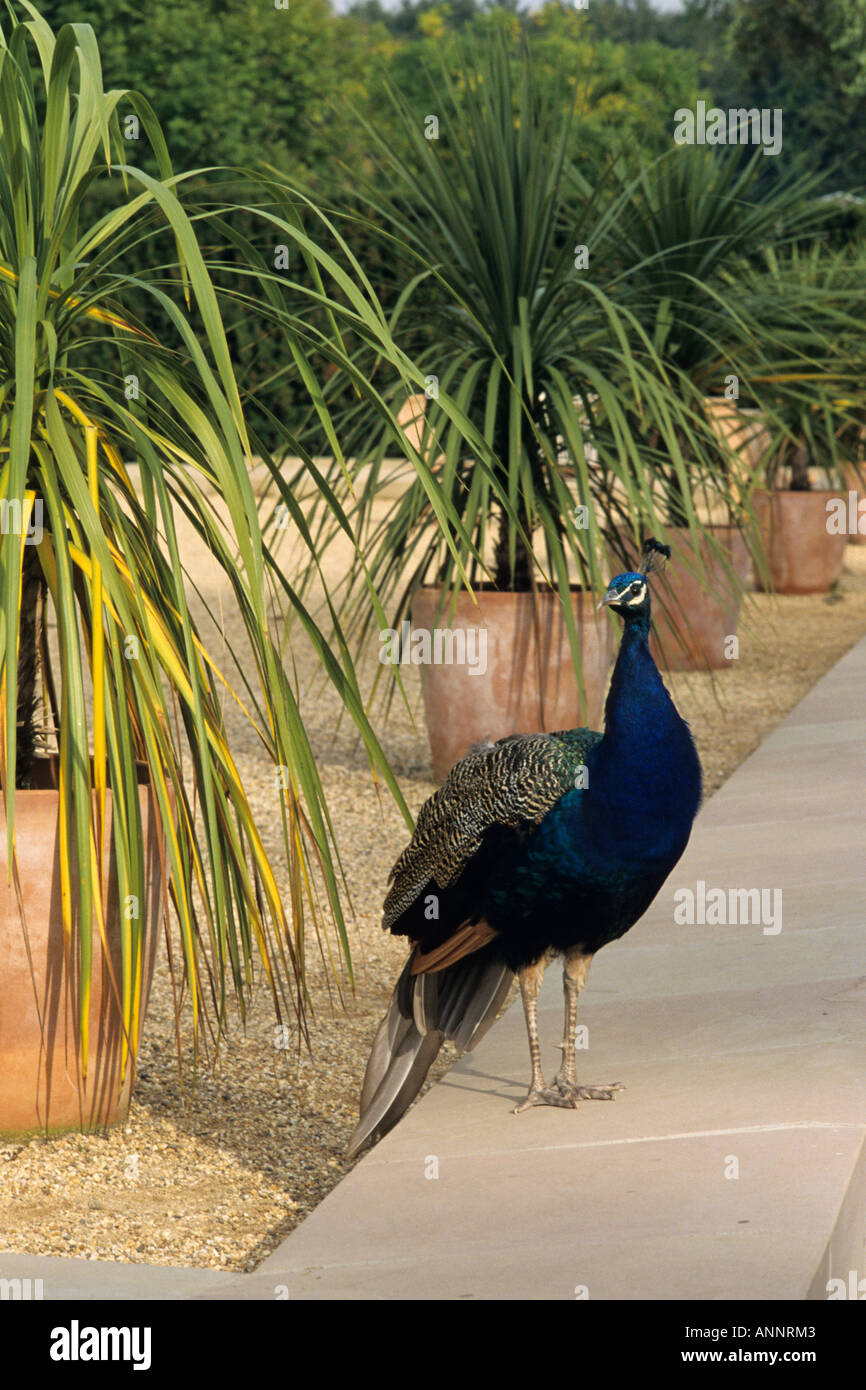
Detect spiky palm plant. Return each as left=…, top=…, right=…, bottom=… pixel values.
left=296, top=35, right=757, bottom=665
left=0, top=3, right=486, bottom=1099
left=587, top=142, right=834, bottom=524
left=737, top=242, right=866, bottom=492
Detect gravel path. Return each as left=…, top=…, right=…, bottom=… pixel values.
left=2, top=491, right=864, bottom=1274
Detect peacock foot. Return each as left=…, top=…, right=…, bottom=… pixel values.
left=552, top=1077, right=625, bottom=1101
left=513, top=1085, right=582, bottom=1113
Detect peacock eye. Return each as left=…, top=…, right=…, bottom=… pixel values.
left=630, top=582, right=642, bottom=596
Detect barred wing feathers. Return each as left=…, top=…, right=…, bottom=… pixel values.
left=383, top=727, right=601, bottom=932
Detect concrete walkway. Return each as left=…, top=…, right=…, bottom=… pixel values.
left=3, top=637, right=864, bottom=1300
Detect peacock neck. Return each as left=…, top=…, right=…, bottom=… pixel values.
left=543, top=605, right=702, bottom=876
left=604, top=619, right=671, bottom=734
left=593, top=612, right=695, bottom=804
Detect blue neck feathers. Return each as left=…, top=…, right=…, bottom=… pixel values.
left=589, top=603, right=702, bottom=847
left=603, top=612, right=674, bottom=743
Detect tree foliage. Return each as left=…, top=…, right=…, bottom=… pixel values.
left=724, top=0, right=866, bottom=174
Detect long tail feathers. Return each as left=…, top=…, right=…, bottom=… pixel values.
left=346, top=949, right=513, bottom=1160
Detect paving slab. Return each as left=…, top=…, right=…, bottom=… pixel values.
left=204, top=1128, right=862, bottom=1302
left=0, top=1253, right=233, bottom=1300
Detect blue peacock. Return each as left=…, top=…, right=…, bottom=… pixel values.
left=346, top=538, right=702, bottom=1158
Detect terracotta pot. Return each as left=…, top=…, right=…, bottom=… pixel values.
left=753, top=489, right=849, bottom=594
left=410, top=588, right=616, bottom=782
left=623, top=527, right=749, bottom=672
left=0, top=761, right=164, bottom=1137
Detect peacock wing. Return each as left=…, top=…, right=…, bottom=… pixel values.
left=382, top=727, right=601, bottom=931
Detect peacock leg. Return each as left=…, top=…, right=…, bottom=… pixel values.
left=553, top=947, right=624, bottom=1101
left=513, top=952, right=580, bottom=1112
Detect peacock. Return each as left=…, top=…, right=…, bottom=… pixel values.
left=346, top=539, right=703, bottom=1159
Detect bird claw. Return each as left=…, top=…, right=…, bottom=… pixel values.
left=513, top=1086, right=581, bottom=1113
left=553, top=1077, right=625, bottom=1101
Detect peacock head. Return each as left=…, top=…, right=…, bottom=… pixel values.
left=598, top=538, right=671, bottom=622
left=599, top=571, right=650, bottom=618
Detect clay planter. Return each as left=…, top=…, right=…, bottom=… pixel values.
left=753, top=489, right=849, bottom=594
left=411, top=588, right=616, bottom=782
left=0, top=761, right=164, bottom=1137
left=623, top=527, right=750, bottom=672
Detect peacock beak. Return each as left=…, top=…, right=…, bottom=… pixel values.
left=598, top=589, right=618, bottom=611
